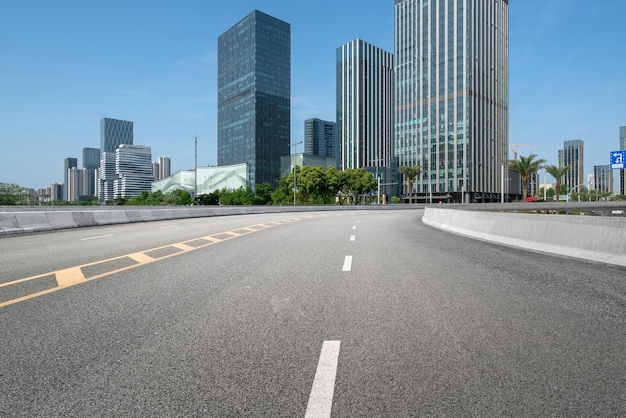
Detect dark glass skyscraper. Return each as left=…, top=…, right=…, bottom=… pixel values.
left=217, top=10, right=290, bottom=188
left=305, top=118, right=336, bottom=158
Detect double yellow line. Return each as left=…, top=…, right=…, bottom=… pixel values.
left=0, top=216, right=316, bottom=308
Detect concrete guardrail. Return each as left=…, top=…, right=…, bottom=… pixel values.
left=0, top=205, right=411, bottom=236
left=423, top=206, right=626, bottom=268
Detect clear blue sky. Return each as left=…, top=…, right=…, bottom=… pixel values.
left=1, top=0, right=625, bottom=190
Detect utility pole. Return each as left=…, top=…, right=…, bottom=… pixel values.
left=290, top=141, right=303, bottom=205
left=194, top=136, right=199, bottom=198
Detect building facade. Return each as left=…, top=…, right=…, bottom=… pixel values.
left=337, top=39, right=394, bottom=172
left=152, top=163, right=248, bottom=195
left=157, top=156, right=171, bottom=180
left=63, top=157, right=78, bottom=201
left=558, top=139, right=584, bottom=192
left=304, top=118, right=336, bottom=158
left=98, top=152, right=116, bottom=202
left=217, top=10, right=290, bottom=188
left=100, top=118, right=133, bottom=153
left=593, top=164, right=613, bottom=194
left=114, top=145, right=153, bottom=198
left=394, top=0, right=509, bottom=203
left=82, top=147, right=100, bottom=197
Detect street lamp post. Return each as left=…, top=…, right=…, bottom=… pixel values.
left=567, top=184, right=582, bottom=202
left=290, top=141, right=303, bottom=206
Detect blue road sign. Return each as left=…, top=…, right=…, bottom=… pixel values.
left=610, top=150, right=626, bottom=169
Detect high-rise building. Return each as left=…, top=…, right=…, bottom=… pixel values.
left=217, top=10, right=290, bottom=188
left=82, top=147, right=100, bottom=197
left=593, top=164, right=613, bottom=194
left=337, top=39, right=393, bottom=171
left=158, top=156, right=171, bottom=180
left=304, top=118, right=337, bottom=158
left=98, top=152, right=116, bottom=202
left=67, top=168, right=94, bottom=202
left=558, top=139, right=584, bottom=192
left=114, top=144, right=153, bottom=198
left=83, top=147, right=101, bottom=170
left=63, top=157, right=78, bottom=201
left=98, top=118, right=134, bottom=202
left=394, top=0, right=509, bottom=203
left=617, top=126, right=626, bottom=194
left=100, top=118, right=133, bottom=154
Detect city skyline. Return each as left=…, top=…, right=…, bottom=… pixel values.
left=1, top=0, right=625, bottom=190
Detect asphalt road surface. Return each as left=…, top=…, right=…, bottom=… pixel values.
left=1, top=209, right=625, bottom=417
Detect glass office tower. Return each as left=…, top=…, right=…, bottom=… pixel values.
left=337, top=39, right=394, bottom=171
left=304, top=118, right=336, bottom=158
left=100, top=118, right=133, bottom=153
left=558, top=139, right=584, bottom=192
left=394, top=0, right=509, bottom=203
left=217, top=10, right=290, bottom=188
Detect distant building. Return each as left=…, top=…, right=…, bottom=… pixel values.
left=98, top=118, right=134, bottom=201
left=304, top=118, right=336, bottom=158
left=100, top=118, right=133, bottom=153
left=83, top=147, right=101, bottom=170
left=63, top=157, right=78, bottom=201
left=217, top=10, right=290, bottom=188
left=50, top=183, right=63, bottom=202
left=152, top=163, right=248, bottom=195
left=114, top=144, right=153, bottom=198
left=594, top=164, right=613, bottom=194
left=98, top=152, right=116, bottom=202
left=158, top=156, right=171, bottom=180
left=67, top=167, right=95, bottom=202
left=558, top=139, right=584, bottom=192
left=617, top=126, right=626, bottom=194
left=82, top=147, right=100, bottom=197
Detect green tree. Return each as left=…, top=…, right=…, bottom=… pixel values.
left=543, top=164, right=571, bottom=201
left=195, top=192, right=220, bottom=205
left=254, top=182, right=274, bottom=205
left=0, top=182, right=26, bottom=205
left=508, top=154, right=546, bottom=201
left=298, top=166, right=326, bottom=204
left=398, top=165, right=422, bottom=204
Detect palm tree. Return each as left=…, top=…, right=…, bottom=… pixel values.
left=398, top=165, right=422, bottom=204
left=543, top=164, right=571, bottom=201
left=508, top=154, right=546, bottom=201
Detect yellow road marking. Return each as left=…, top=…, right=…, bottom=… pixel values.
left=55, top=267, right=86, bottom=287
left=129, top=252, right=156, bottom=264
left=172, top=243, right=195, bottom=252
left=0, top=216, right=318, bottom=308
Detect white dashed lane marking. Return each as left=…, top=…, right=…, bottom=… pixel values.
left=342, top=256, right=352, bottom=271
left=305, top=340, right=341, bottom=418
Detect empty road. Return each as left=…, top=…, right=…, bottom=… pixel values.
left=1, top=209, right=625, bottom=416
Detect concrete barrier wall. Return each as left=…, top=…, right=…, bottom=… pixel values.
left=0, top=205, right=410, bottom=236
left=423, top=207, right=626, bottom=267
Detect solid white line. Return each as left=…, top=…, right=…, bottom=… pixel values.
left=305, top=340, right=341, bottom=418
left=350, top=235, right=355, bottom=241
left=80, top=234, right=115, bottom=241
left=159, top=224, right=178, bottom=229
left=342, top=256, right=352, bottom=271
